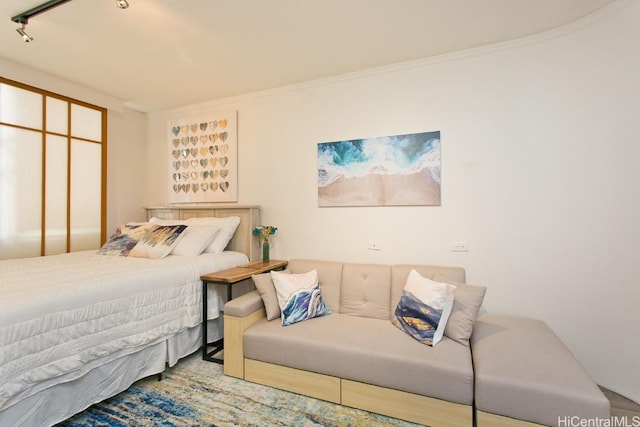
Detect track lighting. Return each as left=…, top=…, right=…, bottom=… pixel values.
left=16, top=24, right=34, bottom=43
left=11, top=0, right=130, bottom=43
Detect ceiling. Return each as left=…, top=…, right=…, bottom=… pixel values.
left=0, top=0, right=617, bottom=113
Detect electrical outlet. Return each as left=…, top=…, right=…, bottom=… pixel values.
left=451, top=241, right=468, bottom=252
left=368, top=240, right=381, bottom=251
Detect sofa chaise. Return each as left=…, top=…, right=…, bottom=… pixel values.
left=223, top=259, right=609, bottom=426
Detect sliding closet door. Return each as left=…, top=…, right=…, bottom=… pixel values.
left=0, top=126, right=43, bottom=259
left=0, top=78, right=106, bottom=260
left=69, top=104, right=103, bottom=251
left=0, top=83, right=43, bottom=259
left=44, top=96, right=68, bottom=255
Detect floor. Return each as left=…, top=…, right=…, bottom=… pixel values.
left=602, top=387, right=640, bottom=418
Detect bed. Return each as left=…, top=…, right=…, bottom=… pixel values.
left=0, top=205, right=260, bottom=427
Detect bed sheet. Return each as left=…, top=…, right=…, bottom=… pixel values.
left=0, top=250, right=248, bottom=412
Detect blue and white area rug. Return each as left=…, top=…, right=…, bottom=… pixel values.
left=58, top=353, right=421, bottom=427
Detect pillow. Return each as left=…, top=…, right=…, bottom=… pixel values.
left=433, top=274, right=487, bottom=347
left=270, top=269, right=331, bottom=326
left=253, top=271, right=285, bottom=321
left=188, top=216, right=241, bottom=253
left=391, top=269, right=456, bottom=346
left=171, top=224, right=220, bottom=256
left=128, top=224, right=187, bottom=259
left=97, top=223, right=154, bottom=256
left=149, top=217, right=189, bottom=226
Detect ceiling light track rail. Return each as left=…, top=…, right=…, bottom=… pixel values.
left=10, top=0, right=129, bottom=43
left=11, top=0, right=72, bottom=25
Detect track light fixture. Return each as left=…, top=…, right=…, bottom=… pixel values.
left=11, top=0, right=130, bottom=42
left=16, top=23, right=34, bottom=43
left=11, top=0, right=72, bottom=25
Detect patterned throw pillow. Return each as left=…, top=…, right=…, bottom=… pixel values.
left=128, top=225, right=188, bottom=259
left=97, top=223, right=154, bottom=256
left=270, top=269, right=331, bottom=326
left=392, top=269, right=457, bottom=346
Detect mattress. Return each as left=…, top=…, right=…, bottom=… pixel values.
left=0, top=250, right=248, bottom=412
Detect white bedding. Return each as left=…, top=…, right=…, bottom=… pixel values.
left=0, top=250, right=248, bottom=413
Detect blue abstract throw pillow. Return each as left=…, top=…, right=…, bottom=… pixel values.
left=271, top=269, right=331, bottom=326
left=392, top=269, right=457, bottom=346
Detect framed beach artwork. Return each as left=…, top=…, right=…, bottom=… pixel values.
left=167, top=111, right=238, bottom=203
left=317, top=131, right=441, bottom=207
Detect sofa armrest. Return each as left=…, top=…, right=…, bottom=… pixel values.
left=224, top=290, right=264, bottom=317
left=223, top=290, right=266, bottom=378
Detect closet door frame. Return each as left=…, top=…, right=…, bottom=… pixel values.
left=0, top=77, right=107, bottom=259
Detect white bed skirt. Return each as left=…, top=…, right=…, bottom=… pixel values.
left=0, top=324, right=206, bottom=427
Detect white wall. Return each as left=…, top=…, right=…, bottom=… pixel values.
left=106, top=108, right=148, bottom=231
left=146, top=1, right=640, bottom=403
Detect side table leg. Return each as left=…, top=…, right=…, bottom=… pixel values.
left=202, top=280, right=208, bottom=360
left=202, top=281, right=227, bottom=364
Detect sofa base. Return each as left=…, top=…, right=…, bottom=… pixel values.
left=245, top=358, right=341, bottom=403
left=476, top=410, right=544, bottom=427
left=244, top=358, right=473, bottom=426
left=342, top=378, right=472, bottom=426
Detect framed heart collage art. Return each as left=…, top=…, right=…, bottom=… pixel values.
left=167, top=111, right=238, bottom=203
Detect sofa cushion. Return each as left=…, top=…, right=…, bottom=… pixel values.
left=340, top=263, right=391, bottom=320
left=245, top=314, right=376, bottom=381
left=471, top=314, right=610, bottom=425
left=271, top=269, right=331, bottom=326
left=252, top=269, right=291, bottom=321
left=252, top=272, right=281, bottom=321
left=287, top=259, right=343, bottom=313
left=370, top=317, right=474, bottom=405
left=392, top=269, right=456, bottom=346
left=433, top=274, right=487, bottom=347
left=243, top=313, right=473, bottom=405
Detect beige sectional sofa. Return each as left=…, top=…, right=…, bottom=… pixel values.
left=223, top=259, right=609, bottom=426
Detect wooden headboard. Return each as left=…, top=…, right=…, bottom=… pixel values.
left=144, top=205, right=261, bottom=261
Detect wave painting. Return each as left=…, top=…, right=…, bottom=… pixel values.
left=317, top=131, right=441, bottom=206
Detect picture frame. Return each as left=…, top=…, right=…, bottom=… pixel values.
left=167, top=111, right=238, bottom=203
left=317, top=131, right=441, bottom=207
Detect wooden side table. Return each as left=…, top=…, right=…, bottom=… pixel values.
left=201, top=259, right=287, bottom=363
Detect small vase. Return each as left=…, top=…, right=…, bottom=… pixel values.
left=262, top=242, right=270, bottom=262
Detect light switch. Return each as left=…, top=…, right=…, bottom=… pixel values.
left=368, top=240, right=381, bottom=251
left=451, top=241, right=468, bottom=252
